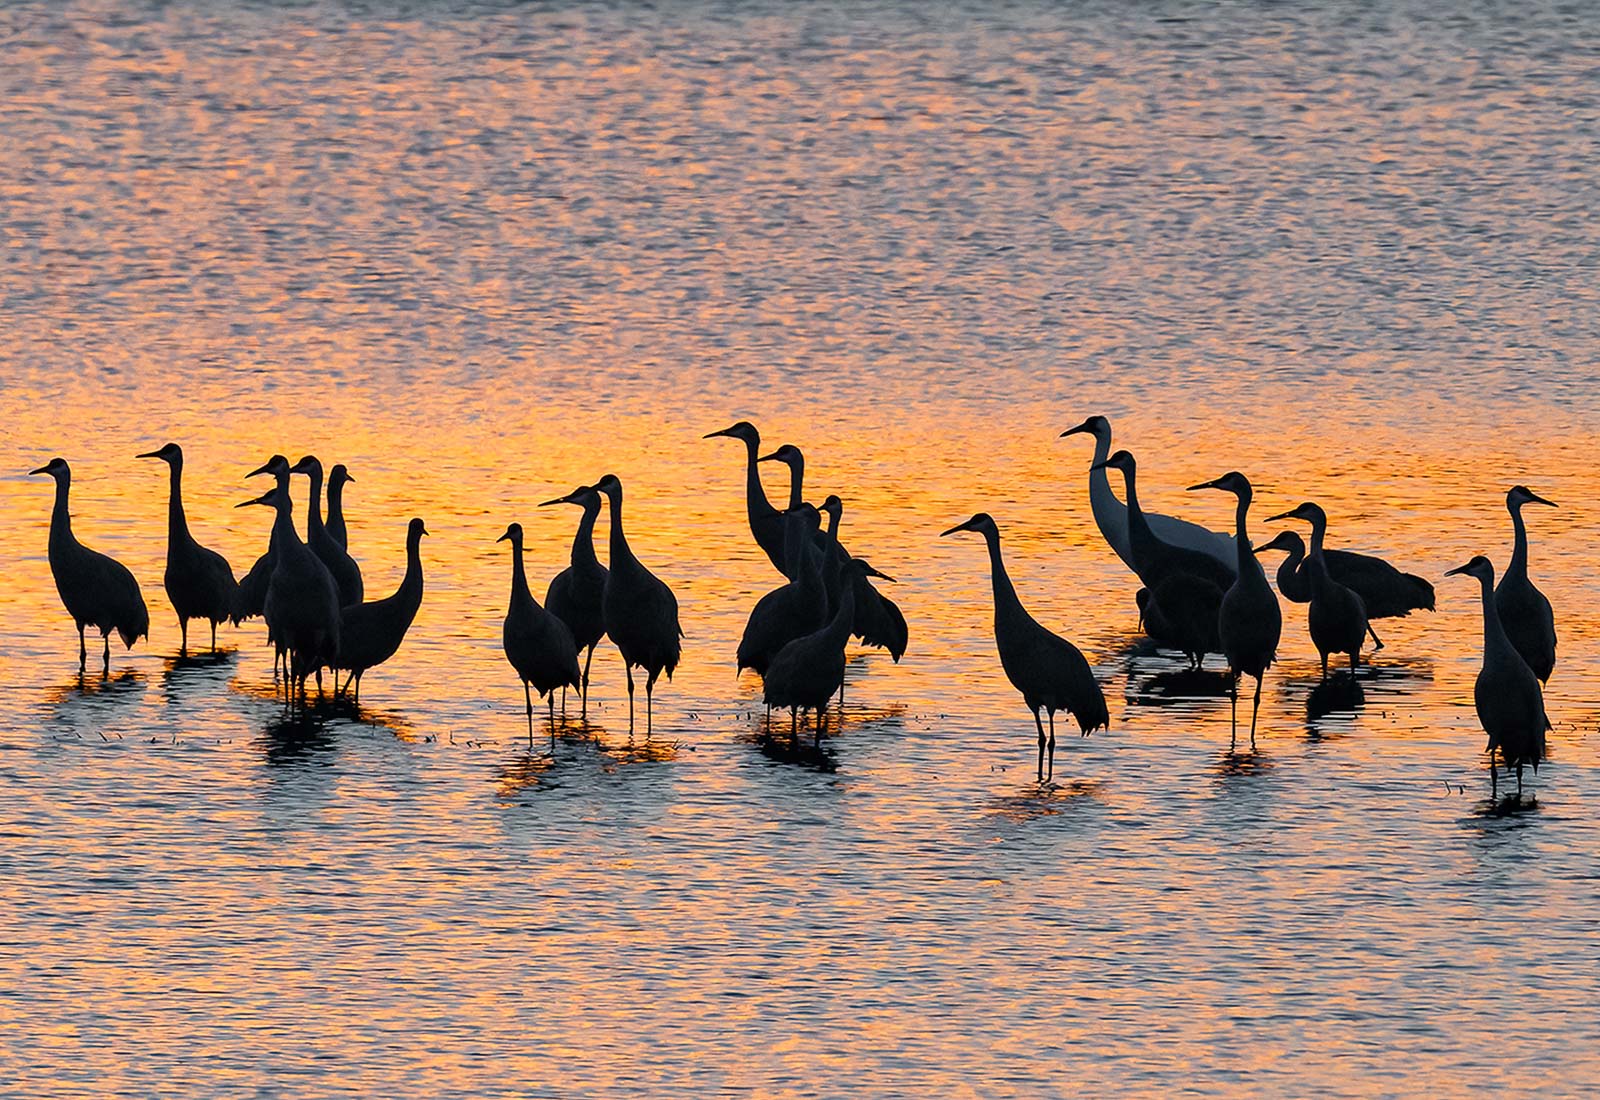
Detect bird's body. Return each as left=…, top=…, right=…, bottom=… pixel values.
left=1264, top=503, right=1369, bottom=678
left=1095, top=450, right=1228, bottom=667
left=1060, top=416, right=1236, bottom=577
left=1449, top=555, right=1546, bottom=797
left=704, top=421, right=787, bottom=575
left=1257, top=530, right=1433, bottom=620
left=138, top=443, right=236, bottom=654
left=762, top=559, right=873, bottom=740
left=1494, top=486, right=1557, bottom=684
left=942, top=513, right=1107, bottom=781
left=334, top=518, right=426, bottom=704
left=325, top=463, right=353, bottom=550
left=500, top=522, right=580, bottom=744
left=1189, top=473, right=1281, bottom=748
left=244, top=483, right=340, bottom=696
left=291, top=456, right=363, bottom=606
left=596, top=475, right=682, bottom=734
left=541, top=485, right=610, bottom=713
left=30, top=458, right=149, bottom=673
left=738, top=504, right=827, bottom=677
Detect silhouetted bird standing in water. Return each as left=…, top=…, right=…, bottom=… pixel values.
left=539, top=484, right=610, bottom=715
left=738, top=503, right=827, bottom=679
left=1092, top=451, right=1228, bottom=668
left=703, top=421, right=788, bottom=574
left=1494, top=485, right=1557, bottom=684
left=237, top=454, right=294, bottom=680
left=289, top=455, right=363, bottom=606
left=941, top=513, right=1107, bottom=782
left=498, top=522, right=580, bottom=746
left=325, top=463, right=354, bottom=550
left=1263, top=503, right=1370, bottom=679
left=1060, top=416, right=1236, bottom=577
left=1188, top=473, right=1281, bottom=749
left=1254, top=525, right=1431, bottom=642
left=137, top=442, right=236, bottom=655
left=333, top=518, right=427, bottom=705
left=237, top=483, right=339, bottom=702
left=763, top=558, right=880, bottom=744
left=29, top=457, right=149, bottom=674
left=594, top=474, right=681, bottom=735
left=1448, top=555, right=1546, bottom=799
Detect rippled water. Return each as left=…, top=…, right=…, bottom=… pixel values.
left=3, top=2, right=1599, bottom=1095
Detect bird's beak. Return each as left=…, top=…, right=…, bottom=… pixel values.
left=1444, top=563, right=1471, bottom=577
left=702, top=427, right=732, bottom=439
left=1263, top=509, right=1296, bottom=523
left=135, top=450, right=163, bottom=460
left=235, top=493, right=270, bottom=509
left=1186, top=478, right=1220, bottom=492
left=245, top=462, right=273, bottom=478
left=27, top=465, right=50, bottom=476
left=1058, top=419, right=1093, bottom=439
left=495, top=530, right=511, bottom=543
left=343, top=473, right=355, bottom=483
left=538, top=490, right=582, bottom=507
left=757, top=450, right=780, bottom=463
left=938, top=521, right=970, bottom=537
left=1089, top=459, right=1110, bottom=472
left=419, top=524, right=429, bottom=537
left=864, top=565, right=897, bottom=583
left=1528, top=492, right=1557, bottom=508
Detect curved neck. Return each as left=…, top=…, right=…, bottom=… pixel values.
left=982, top=528, right=1024, bottom=621
left=784, top=457, right=804, bottom=510
left=1507, top=501, right=1529, bottom=580
left=272, top=498, right=300, bottom=546
left=572, top=500, right=603, bottom=572
left=742, top=439, right=775, bottom=520
left=1230, top=491, right=1256, bottom=577
left=48, top=472, right=73, bottom=539
left=509, top=538, right=531, bottom=602
left=403, top=530, right=424, bottom=593
left=1117, top=464, right=1154, bottom=550
left=1305, top=514, right=1327, bottom=557
left=304, top=468, right=325, bottom=536
left=825, top=567, right=857, bottom=643
left=1474, top=571, right=1513, bottom=657
left=1274, top=538, right=1305, bottom=589
left=604, top=491, right=635, bottom=567
left=825, top=508, right=841, bottom=542
left=165, top=462, right=189, bottom=543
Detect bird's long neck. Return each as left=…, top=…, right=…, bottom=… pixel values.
left=326, top=478, right=347, bottom=541
left=272, top=497, right=301, bottom=547
left=401, top=528, right=425, bottom=601
left=1507, top=501, right=1530, bottom=581
left=825, top=507, right=841, bottom=543
left=1274, top=537, right=1305, bottom=590
left=509, top=538, right=533, bottom=606
left=781, top=511, right=807, bottom=581
left=1306, top=513, right=1327, bottom=558
left=605, top=492, right=637, bottom=569
left=165, top=460, right=190, bottom=545
left=48, top=472, right=73, bottom=547
left=1117, top=464, right=1158, bottom=565
left=742, top=439, right=775, bottom=521
left=824, top=565, right=857, bottom=645
left=1230, top=491, right=1259, bottom=580
left=572, top=500, right=603, bottom=573
left=304, top=468, right=326, bottom=537
left=785, top=457, right=804, bottom=510
left=1085, top=428, right=1113, bottom=492
left=1473, top=570, right=1515, bottom=661
left=982, top=528, right=1025, bottom=625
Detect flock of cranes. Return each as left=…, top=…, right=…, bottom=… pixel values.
left=28, top=415, right=1560, bottom=798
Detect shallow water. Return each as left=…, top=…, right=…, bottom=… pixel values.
left=2, top=1, right=1599, bottom=1095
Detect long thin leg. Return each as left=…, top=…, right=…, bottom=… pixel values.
left=1349, top=650, right=1359, bottom=673
left=211, top=620, right=218, bottom=653
left=78, top=624, right=87, bottom=673
left=1320, top=652, right=1329, bottom=681
left=1490, top=750, right=1498, bottom=798
left=1046, top=710, right=1057, bottom=783
left=816, top=704, right=826, bottom=747
left=180, top=619, right=189, bottom=657
left=1229, top=670, right=1239, bottom=751
left=625, top=665, right=636, bottom=733
left=581, top=645, right=595, bottom=717
left=789, top=707, right=797, bottom=741
left=102, top=633, right=110, bottom=675
left=353, top=672, right=361, bottom=706
left=1516, top=762, right=1524, bottom=800
left=1033, top=708, right=1046, bottom=784
left=524, top=680, right=534, bottom=749
left=646, top=669, right=658, bottom=739
left=1250, top=675, right=1263, bottom=751
left=1367, top=623, right=1384, bottom=650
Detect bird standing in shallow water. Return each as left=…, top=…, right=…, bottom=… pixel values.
left=238, top=483, right=339, bottom=702
left=499, top=522, right=580, bottom=747
left=333, top=517, right=427, bottom=705
left=30, top=458, right=149, bottom=675
left=1494, top=485, right=1557, bottom=684
left=1188, top=473, right=1281, bottom=750
left=762, top=557, right=880, bottom=744
left=941, top=513, right=1107, bottom=782
left=594, top=474, right=682, bottom=735
left=1448, top=555, right=1546, bottom=799
left=325, top=463, right=355, bottom=551
left=137, top=442, right=236, bottom=655
left=289, top=455, right=363, bottom=606
left=738, top=504, right=827, bottom=680
left=704, top=421, right=788, bottom=575
left=1263, top=503, right=1370, bottom=679
left=539, top=484, right=610, bottom=716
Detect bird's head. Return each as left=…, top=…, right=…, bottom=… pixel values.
left=1089, top=449, right=1135, bottom=475
left=539, top=484, right=599, bottom=509
left=1264, top=501, right=1325, bottom=527
left=1445, top=555, right=1495, bottom=584
left=1507, top=485, right=1556, bottom=510
left=940, top=512, right=999, bottom=539
left=246, top=454, right=289, bottom=479
left=851, top=558, right=896, bottom=582
left=1253, top=530, right=1303, bottom=556
left=328, top=463, right=354, bottom=489
left=703, top=420, right=758, bottom=444
left=28, top=457, right=69, bottom=479
left=1187, top=470, right=1252, bottom=499
left=1059, top=414, right=1110, bottom=442
left=288, top=455, right=322, bottom=478
left=236, top=485, right=288, bottom=511
left=819, top=494, right=843, bottom=520
left=408, top=517, right=429, bottom=539
left=592, top=473, right=622, bottom=497
left=135, top=442, right=182, bottom=464
left=757, top=443, right=803, bottom=467
left=496, top=522, right=523, bottom=545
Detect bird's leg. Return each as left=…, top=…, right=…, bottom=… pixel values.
left=1349, top=650, right=1359, bottom=673
left=1229, top=671, right=1239, bottom=748
left=1033, top=709, right=1046, bottom=785
left=315, top=667, right=323, bottom=698
left=77, top=623, right=87, bottom=673
left=180, top=619, right=189, bottom=657
left=790, top=708, right=798, bottom=741
left=353, top=673, right=360, bottom=706
left=1047, top=711, right=1057, bottom=784
left=1490, top=752, right=1498, bottom=799
left=102, top=633, right=110, bottom=676
left=1320, top=653, right=1329, bottom=681
left=1250, top=676, right=1262, bottom=752
left=626, top=665, right=636, bottom=734
left=581, top=646, right=595, bottom=717
left=211, top=620, right=218, bottom=653
left=1516, top=762, right=1524, bottom=801
left=524, top=681, right=534, bottom=749
left=559, top=685, right=566, bottom=715
left=645, top=670, right=657, bottom=740
left=1367, top=623, right=1385, bottom=651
